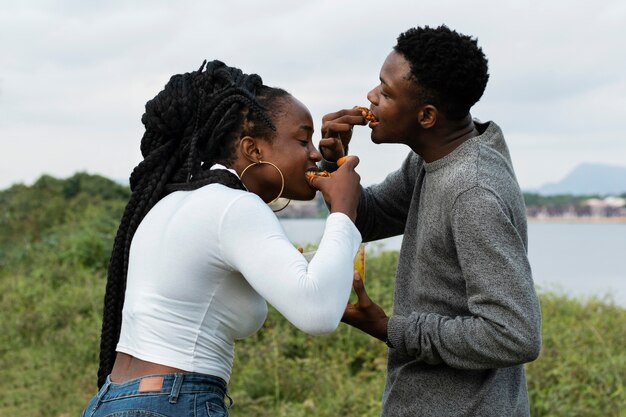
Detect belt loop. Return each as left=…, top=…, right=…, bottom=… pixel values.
left=225, top=392, right=234, bottom=409
left=169, top=373, right=184, bottom=404
left=98, top=376, right=112, bottom=401
left=87, top=377, right=111, bottom=417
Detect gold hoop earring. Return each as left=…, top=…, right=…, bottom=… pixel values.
left=240, top=160, right=291, bottom=212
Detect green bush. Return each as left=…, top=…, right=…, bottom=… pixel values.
left=0, top=175, right=624, bottom=416
left=526, top=293, right=625, bottom=417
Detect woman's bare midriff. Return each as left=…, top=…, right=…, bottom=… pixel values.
left=110, top=352, right=186, bottom=383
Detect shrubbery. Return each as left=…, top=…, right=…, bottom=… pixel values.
left=1, top=175, right=623, bottom=416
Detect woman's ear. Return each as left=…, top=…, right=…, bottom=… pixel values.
left=239, top=136, right=263, bottom=162
left=417, top=104, right=438, bottom=129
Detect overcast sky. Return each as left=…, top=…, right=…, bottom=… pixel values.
left=1, top=0, right=625, bottom=190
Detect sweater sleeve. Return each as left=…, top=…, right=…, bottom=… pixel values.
left=219, top=194, right=362, bottom=335
left=355, top=151, right=421, bottom=241
left=387, top=186, right=542, bottom=369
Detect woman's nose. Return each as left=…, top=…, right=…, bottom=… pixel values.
left=310, top=147, right=323, bottom=161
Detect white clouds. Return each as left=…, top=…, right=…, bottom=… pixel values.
left=1, top=0, right=625, bottom=190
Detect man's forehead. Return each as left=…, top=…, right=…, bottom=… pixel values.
left=381, top=51, right=415, bottom=89
left=382, top=52, right=411, bottom=77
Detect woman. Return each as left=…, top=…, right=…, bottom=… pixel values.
left=81, top=60, right=362, bottom=417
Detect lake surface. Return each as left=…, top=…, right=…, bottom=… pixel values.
left=279, top=219, right=626, bottom=306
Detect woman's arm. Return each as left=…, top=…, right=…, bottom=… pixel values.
left=219, top=194, right=361, bottom=335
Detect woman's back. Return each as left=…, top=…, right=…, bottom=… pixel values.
left=84, top=60, right=363, bottom=417
left=119, top=184, right=268, bottom=383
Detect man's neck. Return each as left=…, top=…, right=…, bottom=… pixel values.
left=409, top=115, right=479, bottom=163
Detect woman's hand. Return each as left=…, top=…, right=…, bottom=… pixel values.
left=342, top=271, right=389, bottom=342
left=319, top=108, right=368, bottom=162
left=307, top=155, right=361, bottom=222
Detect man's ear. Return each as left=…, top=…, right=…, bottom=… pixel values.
left=417, top=105, right=438, bottom=129
left=239, top=136, right=263, bottom=162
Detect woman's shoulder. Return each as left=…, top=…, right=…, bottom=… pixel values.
left=187, top=182, right=240, bottom=198
left=191, top=184, right=268, bottom=213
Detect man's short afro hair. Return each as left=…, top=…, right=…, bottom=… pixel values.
left=394, top=25, right=489, bottom=120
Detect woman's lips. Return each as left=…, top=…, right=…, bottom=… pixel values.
left=305, top=170, right=331, bottom=179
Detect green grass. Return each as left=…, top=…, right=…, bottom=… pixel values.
left=1, top=174, right=624, bottom=416
left=526, top=293, right=626, bottom=416
left=1, top=248, right=624, bottom=416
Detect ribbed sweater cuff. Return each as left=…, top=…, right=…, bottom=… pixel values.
left=387, top=315, right=409, bottom=352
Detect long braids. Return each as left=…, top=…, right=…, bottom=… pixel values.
left=97, top=60, right=289, bottom=388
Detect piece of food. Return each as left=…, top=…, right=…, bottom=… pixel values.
left=355, top=106, right=377, bottom=122
left=353, top=243, right=366, bottom=283
left=305, top=156, right=350, bottom=181
left=305, top=170, right=332, bottom=181
left=337, top=156, right=348, bottom=167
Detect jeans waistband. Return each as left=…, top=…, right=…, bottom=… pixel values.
left=100, top=372, right=228, bottom=404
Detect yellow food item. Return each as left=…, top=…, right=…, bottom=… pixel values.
left=353, top=243, right=366, bottom=282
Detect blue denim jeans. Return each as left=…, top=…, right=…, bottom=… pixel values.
left=81, top=373, right=232, bottom=417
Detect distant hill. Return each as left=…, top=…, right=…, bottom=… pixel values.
left=536, top=163, right=626, bottom=196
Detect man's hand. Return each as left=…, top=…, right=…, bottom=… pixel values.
left=319, top=108, right=368, bottom=162
left=342, top=271, right=389, bottom=342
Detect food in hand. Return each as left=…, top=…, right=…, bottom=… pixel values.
left=305, top=170, right=332, bottom=180
left=355, top=106, right=377, bottom=122
left=302, top=243, right=365, bottom=284
left=353, top=243, right=366, bottom=283
left=305, top=156, right=351, bottom=181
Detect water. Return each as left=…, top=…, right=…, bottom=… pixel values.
left=279, top=219, right=626, bottom=306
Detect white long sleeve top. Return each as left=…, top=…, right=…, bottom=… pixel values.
left=116, top=182, right=361, bottom=383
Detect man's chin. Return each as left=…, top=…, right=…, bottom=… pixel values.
left=371, top=132, right=405, bottom=145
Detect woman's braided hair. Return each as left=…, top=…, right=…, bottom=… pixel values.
left=97, top=60, right=289, bottom=388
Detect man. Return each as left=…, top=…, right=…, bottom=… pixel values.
left=319, top=25, right=542, bottom=417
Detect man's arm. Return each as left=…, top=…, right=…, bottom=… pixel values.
left=387, top=186, right=542, bottom=369
left=319, top=150, right=420, bottom=242
left=354, top=151, right=422, bottom=242
left=318, top=108, right=421, bottom=241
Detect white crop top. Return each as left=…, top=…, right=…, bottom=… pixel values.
left=116, top=183, right=361, bottom=383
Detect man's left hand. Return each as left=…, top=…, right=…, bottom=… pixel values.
left=342, top=271, right=389, bottom=342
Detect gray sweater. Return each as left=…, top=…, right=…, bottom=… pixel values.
left=355, top=121, right=542, bottom=417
